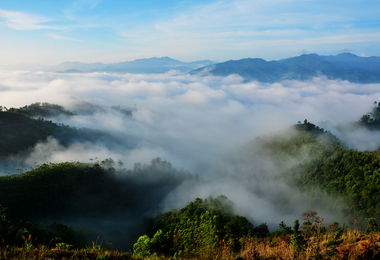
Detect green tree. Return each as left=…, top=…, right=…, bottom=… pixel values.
left=133, top=235, right=152, bottom=258
left=134, top=196, right=259, bottom=258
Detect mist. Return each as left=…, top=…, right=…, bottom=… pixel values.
left=1, top=69, right=380, bottom=247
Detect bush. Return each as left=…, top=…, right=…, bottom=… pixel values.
left=365, top=217, right=379, bottom=234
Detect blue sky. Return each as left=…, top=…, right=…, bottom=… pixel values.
left=0, top=0, right=379, bottom=65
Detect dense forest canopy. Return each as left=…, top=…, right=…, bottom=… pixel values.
left=254, top=119, right=380, bottom=223
left=0, top=158, right=199, bottom=250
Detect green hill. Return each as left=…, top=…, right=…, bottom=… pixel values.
left=0, top=111, right=63, bottom=156
left=0, top=104, right=137, bottom=159
left=250, top=119, right=380, bottom=223
left=0, top=158, right=197, bottom=249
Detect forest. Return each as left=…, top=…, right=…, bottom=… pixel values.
left=1, top=102, right=380, bottom=259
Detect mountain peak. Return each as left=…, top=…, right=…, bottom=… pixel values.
left=337, top=52, right=358, bottom=57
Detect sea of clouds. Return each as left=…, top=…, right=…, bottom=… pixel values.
left=1, top=70, right=380, bottom=230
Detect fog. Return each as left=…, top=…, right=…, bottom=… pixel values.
left=1, top=70, right=380, bottom=246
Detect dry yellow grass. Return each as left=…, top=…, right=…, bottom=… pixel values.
left=1, top=230, right=380, bottom=259
left=237, top=231, right=380, bottom=260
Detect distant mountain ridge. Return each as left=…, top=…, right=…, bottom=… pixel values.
left=54, top=57, right=214, bottom=74
left=3, top=53, right=380, bottom=83
left=191, top=53, right=380, bottom=83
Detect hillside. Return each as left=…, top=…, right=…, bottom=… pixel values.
left=0, top=103, right=138, bottom=161
left=0, top=111, right=63, bottom=157
left=191, top=53, right=380, bottom=83
left=247, top=119, right=380, bottom=224
left=0, top=158, right=197, bottom=249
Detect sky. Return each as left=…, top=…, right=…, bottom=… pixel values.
left=0, top=0, right=379, bottom=66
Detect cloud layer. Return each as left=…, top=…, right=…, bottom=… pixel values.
left=1, top=70, right=379, bottom=167
left=1, top=70, right=380, bottom=229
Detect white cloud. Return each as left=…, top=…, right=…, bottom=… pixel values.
left=0, top=9, right=56, bottom=30
left=301, top=32, right=380, bottom=45
left=48, top=33, right=84, bottom=42
left=0, top=71, right=377, bottom=146
left=177, top=90, right=209, bottom=104
left=0, top=70, right=378, bottom=173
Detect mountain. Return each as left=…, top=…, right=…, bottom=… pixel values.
left=53, top=57, right=214, bottom=74
left=198, top=58, right=287, bottom=82
left=191, top=53, right=380, bottom=83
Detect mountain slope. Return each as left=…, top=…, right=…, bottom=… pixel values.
left=0, top=159, right=197, bottom=249
left=0, top=112, right=63, bottom=156
left=202, top=58, right=286, bottom=82
left=249, top=120, right=380, bottom=223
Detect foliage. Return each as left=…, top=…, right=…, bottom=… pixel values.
left=133, top=196, right=266, bottom=258
left=272, top=221, right=292, bottom=237
left=3, top=208, right=380, bottom=259
left=358, top=102, right=380, bottom=130
left=0, top=204, right=10, bottom=241
left=0, top=111, right=64, bottom=156
left=0, top=105, right=133, bottom=159
left=0, top=158, right=193, bottom=220
left=254, top=118, right=380, bottom=225
left=133, top=234, right=152, bottom=258
left=0, top=205, right=81, bottom=249
left=2, top=228, right=380, bottom=259
left=6, top=102, right=76, bottom=118
left=365, top=217, right=379, bottom=234
left=0, top=158, right=198, bottom=250
left=325, top=223, right=344, bottom=247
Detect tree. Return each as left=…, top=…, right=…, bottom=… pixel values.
left=134, top=196, right=261, bottom=258
left=117, top=159, right=124, bottom=169
left=0, top=204, right=10, bottom=241
left=133, top=235, right=152, bottom=258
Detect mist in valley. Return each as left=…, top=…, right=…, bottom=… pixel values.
left=1, top=70, right=380, bottom=248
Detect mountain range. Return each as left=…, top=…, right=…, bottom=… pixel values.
left=2, top=53, right=380, bottom=83
left=192, top=53, right=380, bottom=83
left=53, top=56, right=214, bottom=74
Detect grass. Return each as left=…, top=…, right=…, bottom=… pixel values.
left=237, top=228, right=380, bottom=260
left=1, top=229, right=380, bottom=259
left=0, top=243, right=133, bottom=260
